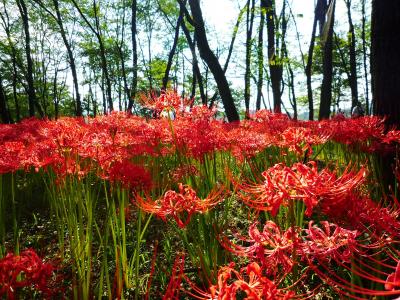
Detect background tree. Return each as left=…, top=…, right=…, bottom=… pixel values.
left=187, top=0, right=239, bottom=122
left=371, top=0, right=400, bottom=128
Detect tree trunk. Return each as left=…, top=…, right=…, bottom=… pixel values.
left=16, top=0, right=36, bottom=117
left=244, top=0, right=255, bottom=117
left=318, top=0, right=336, bottom=120
left=128, top=0, right=138, bottom=112
left=371, top=0, right=400, bottom=128
left=53, top=0, right=82, bottom=116
left=262, top=0, right=282, bottom=113
left=162, top=6, right=184, bottom=90
left=345, top=0, right=358, bottom=110
left=371, top=0, right=400, bottom=194
left=188, top=0, right=239, bottom=122
left=256, top=3, right=265, bottom=111
left=361, top=0, right=369, bottom=115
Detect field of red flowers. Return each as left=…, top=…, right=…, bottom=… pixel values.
left=1, top=93, right=400, bottom=299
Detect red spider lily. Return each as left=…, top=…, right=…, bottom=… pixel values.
left=279, top=127, right=329, bottom=156
left=172, top=116, right=228, bottom=160
left=386, top=260, right=400, bottom=291
left=220, top=221, right=300, bottom=276
left=0, top=141, right=25, bottom=174
left=300, top=221, right=359, bottom=263
left=321, top=115, right=385, bottom=147
left=135, top=184, right=225, bottom=228
left=0, top=249, right=56, bottom=299
left=138, top=90, right=193, bottom=116
left=238, top=161, right=366, bottom=217
left=185, top=104, right=217, bottom=121
left=319, top=190, right=400, bottom=240
left=226, top=126, right=273, bottom=161
left=382, top=129, right=400, bottom=144
left=107, top=160, right=152, bottom=191
left=183, top=262, right=295, bottom=300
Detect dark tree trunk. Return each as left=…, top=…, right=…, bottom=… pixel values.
left=262, top=0, right=282, bottom=113
left=188, top=0, right=239, bottom=122
left=116, top=43, right=130, bottom=110
left=128, top=0, right=138, bottom=112
left=162, top=6, right=184, bottom=90
left=317, top=0, right=328, bottom=35
left=372, top=0, right=400, bottom=128
left=16, top=0, right=37, bottom=117
left=371, top=0, right=400, bottom=194
left=305, top=0, right=327, bottom=120
left=345, top=0, right=358, bottom=110
left=361, top=0, right=369, bottom=115
left=256, top=3, right=265, bottom=111
left=244, top=0, right=255, bottom=117
left=0, top=75, right=10, bottom=123
left=53, top=0, right=82, bottom=116
left=319, top=0, right=336, bottom=120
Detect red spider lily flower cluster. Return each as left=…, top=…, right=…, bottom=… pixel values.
left=238, top=161, right=366, bottom=216
left=1, top=101, right=399, bottom=178
left=107, top=160, right=152, bottom=191
left=0, top=249, right=56, bottom=299
left=279, top=127, right=329, bottom=156
left=164, top=257, right=295, bottom=300
left=301, top=221, right=358, bottom=263
left=138, top=90, right=193, bottom=116
left=184, top=262, right=295, bottom=300
left=220, top=221, right=299, bottom=276
left=220, top=220, right=358, bottom=274
left=135, top=183, right=225, bottom=228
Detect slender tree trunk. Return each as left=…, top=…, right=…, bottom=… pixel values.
left=16, top=0, right=36, bottom=117
left=128, top=0, right=138, bottom=112
left=52, top=0, right=82, bottom=116
left=188, top=0, right=239, bottom=122
left=93, top=2, right=112, bottom=112
left=262, top=0, right=282, bottom=113
left=162, top=5, right=184, bottom=90
left=345, top=0, right=358, bottom=110
left=361, top=0, right=369, bottom=115
left=244, top=0, right=255, bottom=117
left=319, top=0, right=336, bottom=120
left=256, top=3, right=265, bottom=111
left=305, top=5, right=318, bottom=120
